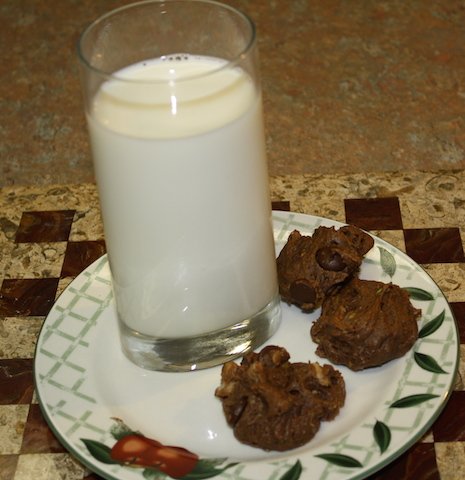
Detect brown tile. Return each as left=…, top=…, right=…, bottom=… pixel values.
left=271, top=200, right=291, bottom=211
left=0, top=278, right=59, bottom=316
left=344, top=197, right=403, bottom=230
left=432, top=391, right=465, bottom=442
left=366, top=446, right=407, bottom=479
left=83, top=473, right=106, bottom=480
left=450, top=303, right=465, bottom=344
left=61, top=240, right=106, bottom=277
left=367, top=443, right=438, bottom=480
left=20, top=404, right=66, bottom=454
left=404, top=228, right=465, bottom=264
left=15, top=210, right=75, bottom=243
left=403, top=443, right=440, bottom=480
left=0, top=454, right=19, bottom=480
left=0, top=359, right=34, bottom=405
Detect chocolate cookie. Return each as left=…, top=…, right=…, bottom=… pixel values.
left=215, top=346, right=345, bottom=451
left=276, top=225, right=374, bottom=311
left=311, top=278, right=421, bottom=370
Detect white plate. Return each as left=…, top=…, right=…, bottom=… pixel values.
left=34, top=211, right=459, bottom=480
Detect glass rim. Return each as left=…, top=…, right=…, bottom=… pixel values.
left=76, top=0, right=257, bottom=84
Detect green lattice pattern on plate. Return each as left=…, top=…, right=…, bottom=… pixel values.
left=34, top=212, right=459, bottom=480
left=272, top=212, right=458, bottom=479
left=37, top=257, right=113, bottom=439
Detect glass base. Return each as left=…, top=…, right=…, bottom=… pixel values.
left=118, top=293, right=282, bottom=372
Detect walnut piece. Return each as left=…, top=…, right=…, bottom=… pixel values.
left=215, top=346, right=345, bottom=451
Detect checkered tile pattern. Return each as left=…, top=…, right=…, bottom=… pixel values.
left=0, top=207, right=106, bottom=480
left=0, top=182, right=464, bottom=480
left=337, top=196, right=464, bottom=480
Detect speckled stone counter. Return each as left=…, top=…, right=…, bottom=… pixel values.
left=1, top=171, right=464, bottom=479
left=2, top=0, right=465, bottom=186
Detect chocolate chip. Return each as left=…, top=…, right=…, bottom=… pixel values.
left=290, top=280, right=316, bottom=305
left=315, top=247, right=346, bottom=272
left=340, top=226, right=374, bottom=255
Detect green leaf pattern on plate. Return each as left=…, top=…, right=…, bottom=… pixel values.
left=278, top=460, right=303, bottom=480
left=314, top=453, right=363, bottom=468
left=373, top=421, right=391, bottom=454
left=404, top=287, right=435, bottom=301
left=81, top=439, right=117, bottom=465
left=142, top=470, right=165, bottom=480
left=35, top=213, right=459, bottom=480
left=390, top=393, right=440, bottom=408
left=83, top=419, right=240, bottom=480
left=314, top=232, right=453, bottom=474
left=419, top=310, right=445, bottom=338
left=181, top=462, right=239, bottom=479
left=414, top=352, right=448, bottom=374
left=378, top=246, right=396, bottom=277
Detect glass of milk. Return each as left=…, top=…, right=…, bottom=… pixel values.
left=77, top=0, right=281, bottom=371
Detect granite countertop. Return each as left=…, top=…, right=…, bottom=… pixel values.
left=1, top=170, right=464, bottom=480
left=2, top=0, right=465, bottom=186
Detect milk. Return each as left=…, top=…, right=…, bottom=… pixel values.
left=87, top=55, right=277, bottom=338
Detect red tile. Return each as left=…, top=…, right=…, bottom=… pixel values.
left=367, top=443, right=438, bottom=480
left=0, top=359, right=34, bottom=405
left=0, top=455, right=19, bottom=480
left=449, top=303, right=465, bottom=344
left=344, top=197, right=403, bottom=230
left=404, top=228, right=465, bottom=264
left=15, top=210, right=75, bottom=243
left=20, top=404, right=66, bottom=454
left=0, top=278, right=59, bottom=316
left=432, top=391, right=465, bottom=441
left=272, top=200, right=291, bottom=211
left=61, top=240, right=106, bottom=277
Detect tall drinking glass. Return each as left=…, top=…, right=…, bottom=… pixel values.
left=77, top=0, right=281, bottom=371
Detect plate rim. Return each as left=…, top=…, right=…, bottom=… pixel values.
left=33, top=210, right=460, bottom=480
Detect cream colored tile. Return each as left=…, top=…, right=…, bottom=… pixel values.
left=398, top=172, right=465, bottom=229
left=435, top=442, right=465, bottom=480
left=454, top=345, right=465, bottom=392
left=400, top=196, right=458, bottom=229
left=0, top=405, right=29, bottom=455
left=0, top=242, right=14, bottom=282
left=14, top=453, right=87, bottom=480
left=423, top=263, right=465, bottom=303
left=370, top=230, right=405, bottom=252
left=69, top=207, right=104, bottom=242
left=270, top=174, right=347, bottom=222
left=0, top=317, right=43, bottom=359
left=2, top=243, right=66, bottom=279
